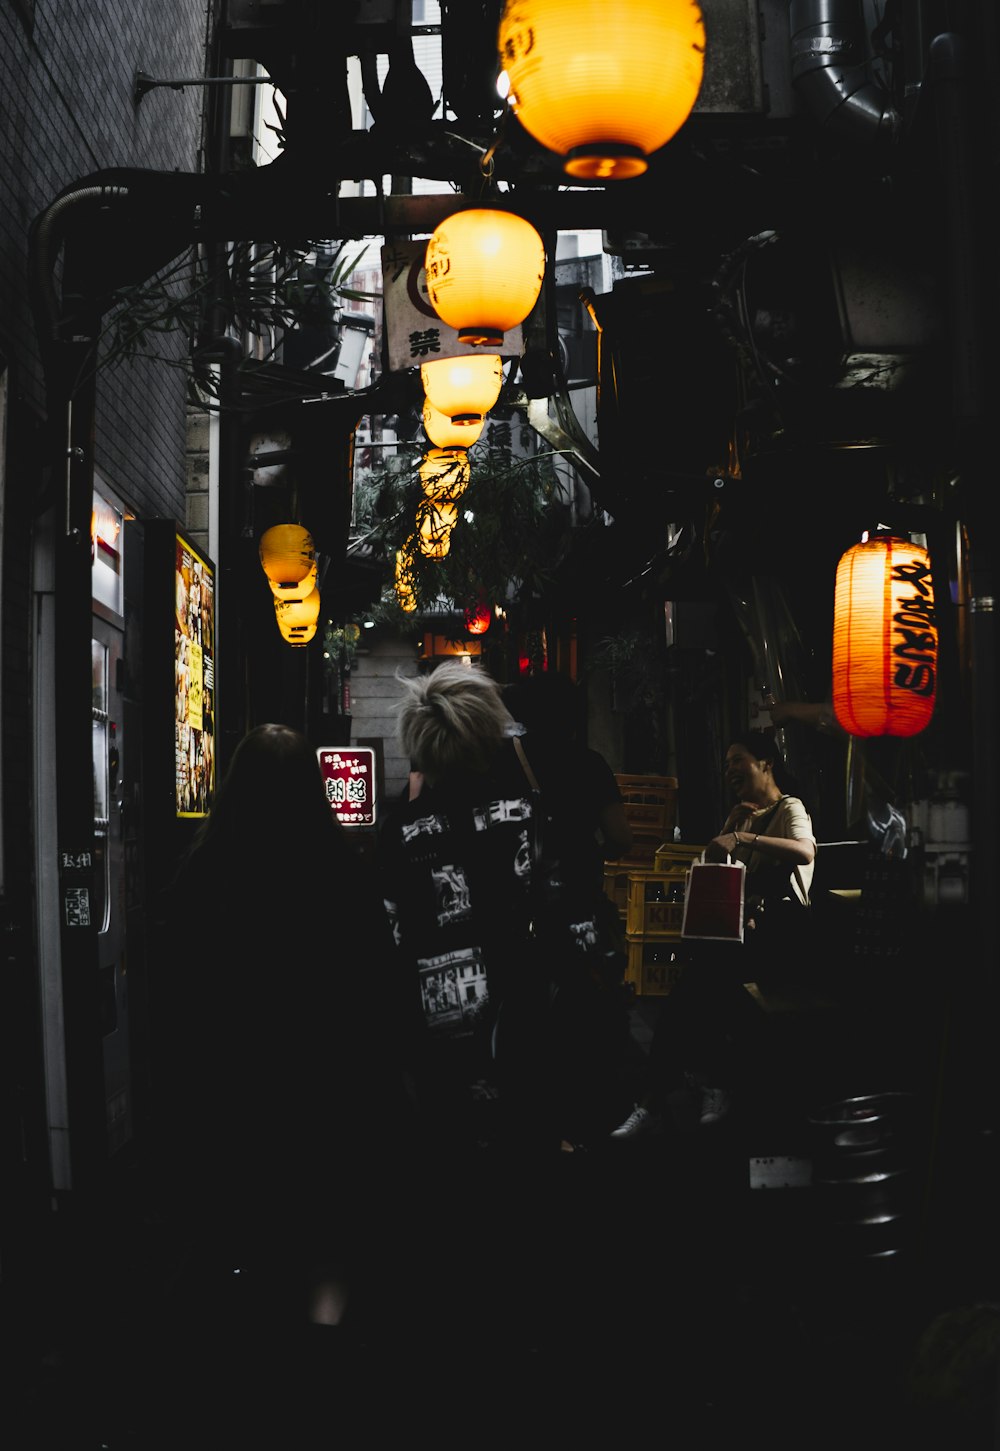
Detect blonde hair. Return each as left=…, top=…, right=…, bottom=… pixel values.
left=395, top=661, right=514, bottom=780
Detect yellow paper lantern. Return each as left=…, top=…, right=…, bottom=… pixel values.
left=275, top=587, right=321, bottom=647
left=419, top=448, right=472, bottom=502
left=423, top=398, right=484, bottom=450
left=421, top=355, right=504, bottom=427
left=259, top=524, right=316, bottom=596
left=832, top=533, right=938, bottom=737
left=416, top=500, right=459, bottom=559
left=497, top=0, right=706, bottom=180
left=395, top=548, right=418, bottom=612
left=424, top=208, right=545, bottom=348
left=267, top=560, right=318, bottom=602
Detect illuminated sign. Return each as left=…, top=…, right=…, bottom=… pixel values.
left=175, top=536, right=215, bottom=817
left=317, top=747, right=376, bottom=827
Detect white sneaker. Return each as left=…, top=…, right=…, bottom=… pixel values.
left=610, top=1104, right=663, bottom=1140
left=699, top=1086, right=731, bottom=1126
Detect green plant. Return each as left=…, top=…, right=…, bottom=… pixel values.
left=96, top=239, right=376, bottom=391
left=355, top=440, right=570, bottom=624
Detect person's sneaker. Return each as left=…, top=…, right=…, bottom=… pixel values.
left=610, top=1104, right=663, bottom=1140
left=699, top=1086, right=732, bottom=1126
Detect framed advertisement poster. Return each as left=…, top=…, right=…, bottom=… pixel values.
left=174, top=535, right=216, bottom=817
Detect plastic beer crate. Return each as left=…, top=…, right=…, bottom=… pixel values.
left=625, top=869, right=688, bottom=937
left=625, top=934, right=686, bottom=996
left=654, top=841, right=705, bottom=872
left=615, top=774, right=678, bottom=839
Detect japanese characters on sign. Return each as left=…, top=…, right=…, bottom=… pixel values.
left=381, top=240, right=523, bottom=375
left=317, top=747, right=377, bottom=828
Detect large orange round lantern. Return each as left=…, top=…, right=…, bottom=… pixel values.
left=497, top=0, right=706, bottom=181
left=275, top=586, right=321, bottom=647
left=419, top=448, right=471, bottom=501
left=421, top=354, right=504, bottom=426
left=832, top=532, right=938, bottom=737
left=424, top=209, right=545, bottom=348
left=260, top=524, right=317, bottom=600
left=423, top=398, right=484, bottom=450
left=416, top=500, right=459, bottom=559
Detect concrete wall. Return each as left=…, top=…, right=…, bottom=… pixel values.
left=349, top=631, right=420, bottom=809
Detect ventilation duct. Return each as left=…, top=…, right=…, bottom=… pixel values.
left=789, top=0, right=901, bottom=148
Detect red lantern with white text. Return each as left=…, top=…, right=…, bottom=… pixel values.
left=832, top=532, right=937, bottom=737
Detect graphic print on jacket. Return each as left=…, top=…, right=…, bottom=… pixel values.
left=386, top=795, right=533, bottom=1037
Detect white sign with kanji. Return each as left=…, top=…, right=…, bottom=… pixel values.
left=381, top=239, right=523, bottom=374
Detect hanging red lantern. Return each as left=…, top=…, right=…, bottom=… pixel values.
left=832, top=532, right=938, bottom=737
left=424, top=208, right=545, bottom=348
left=464, top=600, right=492, bottom=635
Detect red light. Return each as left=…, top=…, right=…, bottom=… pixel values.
left=464, top=602, right=492, bottom=635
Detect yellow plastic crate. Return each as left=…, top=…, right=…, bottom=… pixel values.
left=654, top=842, right=705, bottom=872
left=625, top=934, right=686, bottom=996
left=625, top=869, right=688, bottom=936
left=616, top=774, right=678, bottom=838
left=620, top=831, right=663, bottom=866
left=603, top=861, right=654, bottom=915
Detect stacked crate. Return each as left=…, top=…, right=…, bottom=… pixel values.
left=624, top=867, right=686, bottom=995
left=617, top=841, right=706, bottom=996
left=615, top=774, right=678, bottom=867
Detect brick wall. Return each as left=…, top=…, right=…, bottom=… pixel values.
left=1, top=0, right=205, bottom=521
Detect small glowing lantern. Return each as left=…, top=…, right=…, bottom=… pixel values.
left=424, top=209, right=545, bottom=348
left=423, top=399, right=484, bottom=450
left=267, top=560, right=318, bottom=602
left=419, top=448, right=472, bottom=502
left=421, top=355, right=503, bottom=427
left=417, top=500, right=459, bottom=559
left=497, top=0, right=706, bottom=180
left=395, top=548, right=418, bottom=612
left=260, top=525, right=316, bottom=598
left=832, top=532, right=938, bottom=737
left=275, top=587, right=321, bottom=647
left=465, top=600, right=492, bottom=635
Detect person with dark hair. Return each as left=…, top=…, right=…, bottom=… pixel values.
left=154, top=722, right=406, bottom=1333
left=503, top=672, right=635, bottom=1145
left=611, top=728, right=816, bottom=1137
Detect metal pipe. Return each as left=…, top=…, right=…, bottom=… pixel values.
left=789, top=0, right=901, bottom=148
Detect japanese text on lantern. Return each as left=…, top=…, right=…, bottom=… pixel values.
left=891, top=556, right=936, bottom=697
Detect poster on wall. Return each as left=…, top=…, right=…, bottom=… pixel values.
left=175, top=535, right=215, bottom=817
left=317, top=747, right=376, bottom=828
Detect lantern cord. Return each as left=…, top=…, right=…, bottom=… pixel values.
left=478, top=98, right=512, bottom=191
